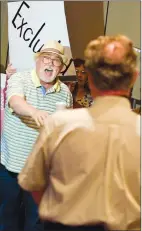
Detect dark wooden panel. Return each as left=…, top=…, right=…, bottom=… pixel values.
left=0, top=1, right=8, bottom=73
left=64, top=1, right=104, bottom=59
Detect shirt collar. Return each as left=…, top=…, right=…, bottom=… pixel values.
left=31, top=69, right=61, bottom=93
left=89, top=96, right=131, bottom=121
left=92, top=96, right=131, bottom=109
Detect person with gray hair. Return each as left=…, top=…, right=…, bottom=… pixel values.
left=19, top=35, right=140, bottom=231
left=0, top=40, right=73, bottom=231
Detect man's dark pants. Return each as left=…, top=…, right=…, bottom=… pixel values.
left=0, top=163, right=44, bottom=231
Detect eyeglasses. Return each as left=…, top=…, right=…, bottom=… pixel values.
left=42, top=55, right=63, bottom=67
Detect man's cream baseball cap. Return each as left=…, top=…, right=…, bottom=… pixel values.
left=34, top=40, right=68, bottom=64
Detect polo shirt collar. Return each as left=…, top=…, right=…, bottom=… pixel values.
left=31, top=69, right=61, bottom=93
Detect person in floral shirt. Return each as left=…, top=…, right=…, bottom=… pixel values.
left=72, top=58, right=93, bottom=108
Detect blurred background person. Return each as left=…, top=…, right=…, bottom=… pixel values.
left=133, top=106, right=141, bottom=114
left=18, top=34, right=140, bottom=231
left=72, top=58, right=93, bottom=108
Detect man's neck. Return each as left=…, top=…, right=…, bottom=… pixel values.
left=91, top=86, right=130, bottom=98
left=40, top=79, right=56, bottom=89
left=99, top=89, right=130, bottom=97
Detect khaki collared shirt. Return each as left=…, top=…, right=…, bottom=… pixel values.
left=18, top=96, right=140, bottom=230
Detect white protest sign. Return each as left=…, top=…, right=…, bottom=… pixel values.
left=8, top=1, right=75, bottom=75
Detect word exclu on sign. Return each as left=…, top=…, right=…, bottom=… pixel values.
left=12, top=1, right=45, bottom=53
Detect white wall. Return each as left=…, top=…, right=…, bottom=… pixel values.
left=103, top=1, right=141, bottom=100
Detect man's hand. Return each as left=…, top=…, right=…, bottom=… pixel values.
left=30, top=109, right=49, bottom=127
left=9, top=96, right=49, bottom=125
left=6, top=63, right=17, bottom=78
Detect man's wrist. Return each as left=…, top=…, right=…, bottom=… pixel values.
left=29, top=107, right=37, bottom=117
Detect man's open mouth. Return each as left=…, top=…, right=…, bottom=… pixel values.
left=44, top=68, right=53, bottom=72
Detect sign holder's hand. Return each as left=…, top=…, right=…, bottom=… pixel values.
left=6, top=63, right=17, bottom=78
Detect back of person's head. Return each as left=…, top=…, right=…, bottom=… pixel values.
left=73, top=58, right=85, bottom=67
left=84, top=35, right=138, bottom=91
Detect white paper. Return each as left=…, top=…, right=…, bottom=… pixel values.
left=8, top=1, right=75, bottom=75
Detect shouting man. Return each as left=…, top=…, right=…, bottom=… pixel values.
left=0, top=40, right=72, bottom=231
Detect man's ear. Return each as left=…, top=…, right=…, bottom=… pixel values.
left=131, top=69, right=139, bottom=87
left=61, top=64, right=64, bottom=71
left=60, top=64, right=66, bottom=74
left=134, top=69, right=139, bottom=80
